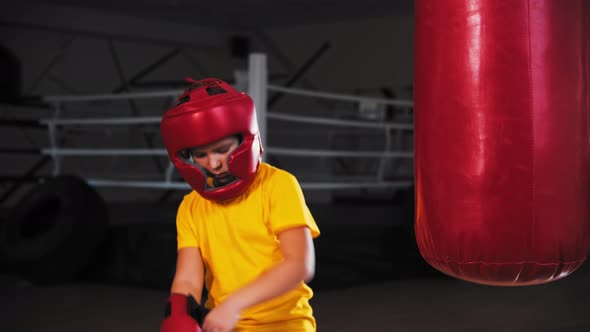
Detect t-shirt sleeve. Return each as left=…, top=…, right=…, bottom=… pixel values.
left=268, top=171, right=320, bottom=238
left=176, top=195, right=199, bottom=250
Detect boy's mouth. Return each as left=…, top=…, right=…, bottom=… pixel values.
left=212, top=173, right=235, bottom=185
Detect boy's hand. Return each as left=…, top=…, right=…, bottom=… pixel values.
left=202, top=298, right=242, bottom=332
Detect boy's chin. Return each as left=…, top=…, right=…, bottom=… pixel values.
left=214, top=176, right=237, bottom=186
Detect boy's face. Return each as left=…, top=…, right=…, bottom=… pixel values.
left=189, top=136, right=240, bottom=186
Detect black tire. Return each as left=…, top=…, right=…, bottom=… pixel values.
left=0, top=175, right=109, bottom=285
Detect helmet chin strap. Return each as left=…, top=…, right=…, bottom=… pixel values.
left=206, top=174, right=238, bottom=189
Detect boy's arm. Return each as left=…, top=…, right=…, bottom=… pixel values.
left=160, top=247, right=206, bottom=332
left=170, top=247, right=205, bottom=302
left=202, top=226, right=315, bottom=331
left=231, top=225, right=316, bottom=305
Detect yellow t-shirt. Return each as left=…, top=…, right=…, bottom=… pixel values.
left=176, top=162, right=320, bottom=331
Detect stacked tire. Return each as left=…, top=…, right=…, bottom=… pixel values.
left=0, top=176, right=109, bottom=285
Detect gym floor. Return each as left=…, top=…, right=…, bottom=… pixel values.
left=2, top=264, right=589, bottom=331
left=1, top=203, right=589, bottom=331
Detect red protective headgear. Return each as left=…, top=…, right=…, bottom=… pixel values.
left=160, top=78, right=263, bottom=202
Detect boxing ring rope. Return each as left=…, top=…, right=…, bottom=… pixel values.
left=36, top=54, right=414, bottom=191
left=267, top=85, right=414, bottom=108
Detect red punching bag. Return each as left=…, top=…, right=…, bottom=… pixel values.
left=414, top=0, right=590, bottom=286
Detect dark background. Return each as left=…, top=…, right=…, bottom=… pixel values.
left=1, top=1, right=589, bottom=331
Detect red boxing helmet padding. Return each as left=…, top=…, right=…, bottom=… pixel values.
left=160, top=78, right=263, bottom=202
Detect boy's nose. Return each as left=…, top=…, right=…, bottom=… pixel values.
left=209, top=157, right=222, bottom=171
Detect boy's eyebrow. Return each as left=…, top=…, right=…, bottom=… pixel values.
left=191, top=142, right=233, bottom=152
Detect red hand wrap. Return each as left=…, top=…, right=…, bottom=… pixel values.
left=160, top=294, right=202, bottom=332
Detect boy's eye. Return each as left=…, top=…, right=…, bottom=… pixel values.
left=216, top=147, right=230, bottom=153
left=191, top=151, right=206, bottom=158
left=179, top=150, right=191, bottom=160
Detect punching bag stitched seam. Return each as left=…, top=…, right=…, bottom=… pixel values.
left=583, top=0, right=590, bottom=259
left=525, top=0, right=537, bottom=268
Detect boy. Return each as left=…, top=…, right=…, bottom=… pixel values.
left=159, top=78, right=320, bottom=332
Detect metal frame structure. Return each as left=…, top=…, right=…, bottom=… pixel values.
left=29, top=53, right=414, bottom=192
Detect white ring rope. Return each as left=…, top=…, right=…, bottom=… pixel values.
left=267, top=113, right=412, bottom=130
left=43, top=90, right=183, bottom=103
left=267, top=148, right=412, bottom=158
left=40, top=113, right=412, bottom=129
left=41, top=147, right=413, bottom=159
left=41, top=86, right=414, bottom=107
left=42, top=148, right=168, bottom=156
left=40, top=117, right=161, bottom=126
left=87, top=179, right=413, bottom=190
left=267, top=84, right=414, bottom=108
